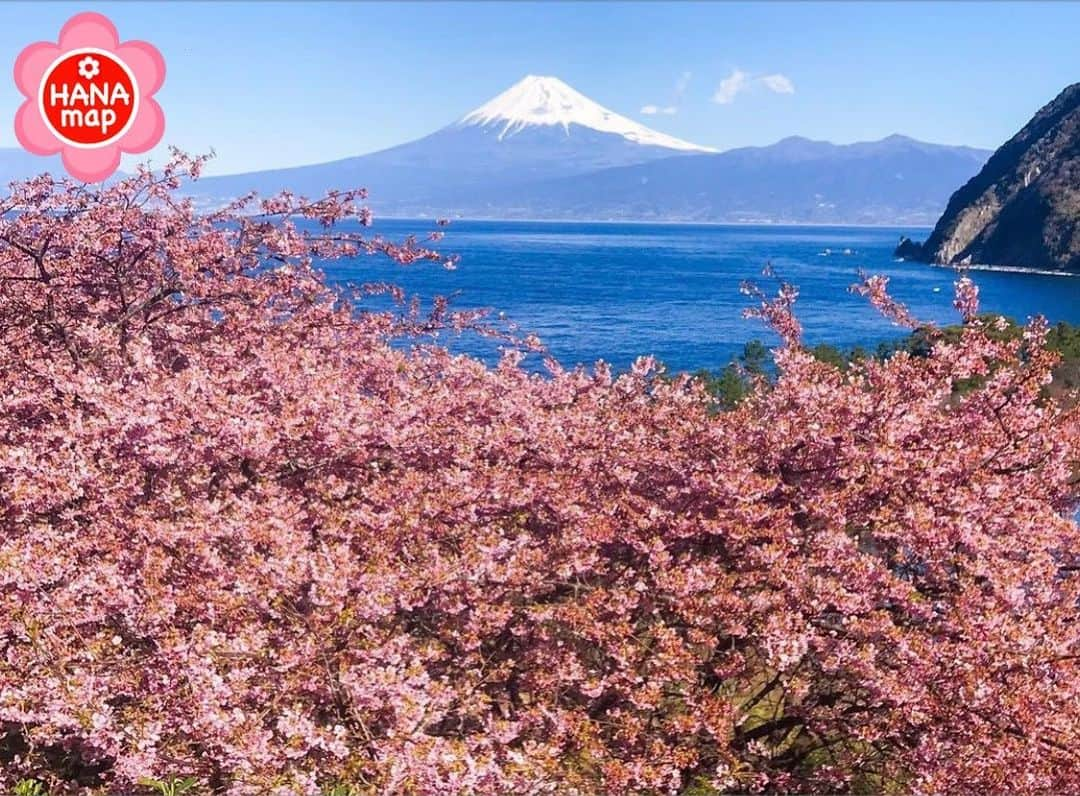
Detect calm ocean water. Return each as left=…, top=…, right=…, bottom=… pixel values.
left=319, top=219, right=1080, bottom=374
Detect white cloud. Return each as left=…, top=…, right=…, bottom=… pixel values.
left=712, top=69, right=750, bottom=105
left=761, top=73, right=795, bottom=95
left=712, top=69, right=795, bottom=105
left=640, top=72, right=693, bottom=117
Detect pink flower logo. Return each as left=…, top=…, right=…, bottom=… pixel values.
left=13, top=12, right=165, bottom=182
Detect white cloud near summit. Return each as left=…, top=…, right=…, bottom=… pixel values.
left=712, top=69, right=795, bottom=105
left=640, top=71, right=693, bottom=117
left=712, top=69, right=750, bottom=105
left=760, top=73, right=796, bottom=95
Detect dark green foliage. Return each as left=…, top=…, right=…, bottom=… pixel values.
left=739, top=339, right=769, bottom=376
left=692, top=319, right=1080, bottom=409
left=809, top=343, right=848, bottom=370
left=694, top=340, right=772, bottom=409
left=694, top=364, right=750, bottom=410
left=1048, top=321, right=1080, bottom=360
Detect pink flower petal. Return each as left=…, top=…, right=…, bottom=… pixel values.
left=117, top=41, right=166, bottom=96
left=121, top=99, right=165, bottom=154
left=62, top=145, right=121, bottom=183
left=58, top=12, right=120, bottom=51
left=13, top=42, right=60, bottom=98
left=14, top=101, right=61, bottom=155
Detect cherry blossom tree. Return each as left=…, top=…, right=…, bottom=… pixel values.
left=0, top=155, right=1078, bottom=794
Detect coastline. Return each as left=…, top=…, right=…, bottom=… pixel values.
left=375, top=215, right=935, bottom=231
left=923, top=261, right=1079, bottom=278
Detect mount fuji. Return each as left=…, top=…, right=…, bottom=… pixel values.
left=455, top=75, right=712, bottom=155
left=191, top=76, right=713, bottom=212
left=186, top=75, right=990, bottom=224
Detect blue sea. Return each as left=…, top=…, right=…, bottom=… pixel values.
left=319, top=219, right=1080, bottom=374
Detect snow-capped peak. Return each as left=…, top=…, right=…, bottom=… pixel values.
left=458, top=75, right=715, bottom=153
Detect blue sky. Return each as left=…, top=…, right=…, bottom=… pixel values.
left=2, top=2, right=1077, bottom=175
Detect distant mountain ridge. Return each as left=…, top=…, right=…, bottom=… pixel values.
left=484, top=134, right=990, bottom=225
left=896, top=83, right=1080, bottom=270
left=187, top=75, right=990, bottom=224
left=186, top=76, right=714, bottom=211
left=0, top=148, right=65, bottom=186
left=0, top=75, right=993, bottom=226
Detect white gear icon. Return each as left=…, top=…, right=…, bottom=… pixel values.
left=77, top=55, right=100, bottom=81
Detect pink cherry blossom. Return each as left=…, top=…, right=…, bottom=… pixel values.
left=0, top=153, right=1078, bottom=792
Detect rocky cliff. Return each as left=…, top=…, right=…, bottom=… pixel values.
left=896, top=83, right=1080, bottom=271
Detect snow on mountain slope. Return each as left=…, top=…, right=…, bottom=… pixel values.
left=458, top=75, right=715, bottom=152
left=187, top=76, right=715, bottom=206
left=184, top=75, right=987, bottom=223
